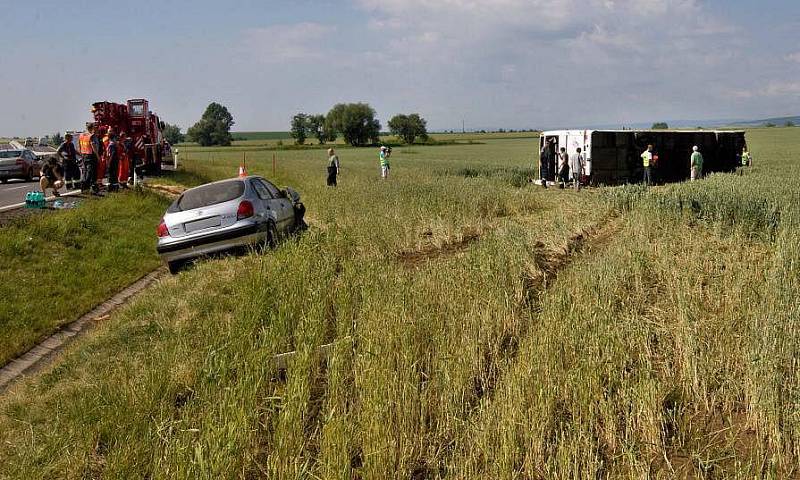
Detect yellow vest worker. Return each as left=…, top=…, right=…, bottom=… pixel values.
left=641, top=151, right=652, bottom=167
left=78, top=133, right=93, bottom=155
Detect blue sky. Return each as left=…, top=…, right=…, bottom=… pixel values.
left=1, top=0, right=798, bottom=136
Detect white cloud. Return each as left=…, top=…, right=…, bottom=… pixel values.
left=348, top=0, right=774, bottom=128
left=785, top=52, right=800, bottom=63
left=241, top=23, right=336, bottom=63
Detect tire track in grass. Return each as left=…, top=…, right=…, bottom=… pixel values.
left=420, top=213, right=623, bottom=477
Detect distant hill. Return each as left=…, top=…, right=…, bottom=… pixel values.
left=728, top=115, right=800, bottom=127
left=231, top=131, right=290, bottom=141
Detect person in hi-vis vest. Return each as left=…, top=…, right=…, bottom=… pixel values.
left=78, top=123, right=102, bottom=194
left=640, top=144, right=654, bottom=185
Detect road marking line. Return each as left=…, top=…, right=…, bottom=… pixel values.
left=0, top=190, right=81, bottom=213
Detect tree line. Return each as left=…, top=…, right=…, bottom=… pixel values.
left=150, top=101, right=432, bottom=147
left=291, top=103, right=428, bottom=146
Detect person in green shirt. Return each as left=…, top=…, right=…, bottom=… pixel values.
left=380, top=146, right=390, bottom=179
left=741, top=147, right=752, bottom=167
left=690, top=146, right=703, bottom=181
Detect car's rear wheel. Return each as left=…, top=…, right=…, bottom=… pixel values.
left=264, top=221, right=278, bottom=249
left=26, top=168, right=35, bottom=182
left=168, top=260, right=184, bottom=275
left=0, top=178, right=7, bottom=184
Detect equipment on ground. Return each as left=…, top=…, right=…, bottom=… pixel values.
left=87, top=98, right=166, bottom=175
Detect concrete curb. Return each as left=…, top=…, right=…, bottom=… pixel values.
left=0, top=268, right=166, bottom=393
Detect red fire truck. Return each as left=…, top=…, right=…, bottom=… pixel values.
left=90, top=98, right=165, bottom=174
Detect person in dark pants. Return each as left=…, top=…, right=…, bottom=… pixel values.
left=326, top=148, right=340, bottom=186
left=123, top=135, right=135, bottom=185
left=106, top=133, right=120, bottom=192
left=558, top=147, right=570, bottom=188
left=539, top=141, right=552, bottom=188
left=56, top=133, right=79, bottom=189
left=78, top=123, right=102, bottom=194
left=640, top=144, right=653, bottom=186
left=39, top=157, right=64, bottom=197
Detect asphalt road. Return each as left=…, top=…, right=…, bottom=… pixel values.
left=0, top=178, right=40, bottom=208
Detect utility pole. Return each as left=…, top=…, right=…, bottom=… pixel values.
left=462, top=119, right=465, bottom=133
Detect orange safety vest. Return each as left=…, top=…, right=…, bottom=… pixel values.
left=78, top=133, right=93, bottom=155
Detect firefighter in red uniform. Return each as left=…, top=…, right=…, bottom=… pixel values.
left=78, top=123, right=101, bottom=194
left=97, top=127, right=111, bottom=189
left=117, top=131, right=130, bottom=188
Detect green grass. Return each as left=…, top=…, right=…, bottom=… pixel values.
left=1, top=129, right=799, bottom=477
left=0, top=191, right=169, bottom=365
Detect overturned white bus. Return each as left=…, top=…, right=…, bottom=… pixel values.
left=539, top=129, right=747, bottom=184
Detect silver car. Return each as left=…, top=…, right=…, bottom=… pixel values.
left=0, top=149, right=40, bottom=182
left=156, top=175, right=305, bottom=273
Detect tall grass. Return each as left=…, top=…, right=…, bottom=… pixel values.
left=1, top=128, right=799, bottom=478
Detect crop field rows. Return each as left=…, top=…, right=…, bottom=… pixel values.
left=0, top=128, right=798, bottom=478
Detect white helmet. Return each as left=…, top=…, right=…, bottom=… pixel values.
left=692, top=146, right=699, bottom=152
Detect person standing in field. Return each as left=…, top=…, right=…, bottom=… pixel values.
left=557, top=147, right=569, bottom=188
left=690, top=146, right=703, bottom=181
left=640, top=144, right=654, bottom=185
left=326, top=147, right=340, bottom=186
left=380, top=146, right=390, bottom=179
left=56, top=133, right=79, bottom=190
left=741, top=146, right=752, bottom=167
left=571, top=147, right=585, bottom=191
left=539, top=141, right=551, bottom=188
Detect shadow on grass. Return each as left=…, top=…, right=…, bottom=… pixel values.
left=170, top=222, right=310, bottom=275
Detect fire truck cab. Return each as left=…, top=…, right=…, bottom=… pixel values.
left=90, top=98, right=165, bottom=175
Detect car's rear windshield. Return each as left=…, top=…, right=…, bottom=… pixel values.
left=173, top=180, right=245, bottom=211
left=0, top=150, right=21, bottom=159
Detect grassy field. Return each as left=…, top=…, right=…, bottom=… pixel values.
left=0, top=128, right=799, bottom=478
left=184, top=130, right=537, bottom=150
left=0, top=192, right=169, bottom=366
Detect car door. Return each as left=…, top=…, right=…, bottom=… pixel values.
left=249, top=179, right=278, bottom=227
left=24, top=151, right=38, bottom=176
left=259, top=179, right=294, bottom=231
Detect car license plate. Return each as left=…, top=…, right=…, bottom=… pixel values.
left=184, top=216, right=221, bottom=233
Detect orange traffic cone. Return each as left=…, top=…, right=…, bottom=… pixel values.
left=238, top=164, right=248, bottom=177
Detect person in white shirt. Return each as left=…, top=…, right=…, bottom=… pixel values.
left=571, top=147, right=585, bottom=191
left=327, top=148, right=340, bottom=186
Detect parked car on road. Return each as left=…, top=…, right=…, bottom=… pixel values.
left=0, top=149, right=40, bottom=183
left=156, top=176, right=306, bottom=274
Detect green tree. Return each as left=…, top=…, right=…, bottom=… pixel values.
left=187, top=102, right=235, bottom=146
left=50, top=132, right=63, bottom=147
left=325, top=103, right=381, bottom=146
left=785, top=120, right=795, bottom=127
left=306, top=114, right=329, bottom=144
left=290, top=113, right=308, bottom=145
left=162, top=123, right=185, bottom=145
left=651, top=122, right=669, bottom=129
left=764, top=122, right=776, bottom=128
left=388, top=113, right=428, bottom=144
